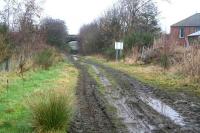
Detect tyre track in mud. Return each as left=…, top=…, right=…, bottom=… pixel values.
left=85, top=59, right=199, bottom=133
left=89, top=64, right=179, bottom=133
left=69, top=58, right=118, bottom=133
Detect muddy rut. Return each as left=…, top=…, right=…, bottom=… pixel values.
left=69, top=58, right=117, bottom=133
left=69, top=56, right=200, bottom=133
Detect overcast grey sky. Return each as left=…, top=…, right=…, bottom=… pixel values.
left=43, top=0, right=117, bottom=34
left=1, top=0, right=199, bottom=34
left=43, top=0, right=200, bottom=34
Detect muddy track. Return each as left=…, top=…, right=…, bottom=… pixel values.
left=69, top=58, right=117, bottom=133
left=84, top=59, right=200, bottom=133
left=68, top=55, right=200, bottom=133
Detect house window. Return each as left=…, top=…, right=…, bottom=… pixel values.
left=179, top=27, right=184, bottom=38
left=196, top=27, right=200, bottom=32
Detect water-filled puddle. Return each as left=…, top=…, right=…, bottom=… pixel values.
left=72, top=55, right=78, bottom=61
left=139, top=95, right=185, bottom=126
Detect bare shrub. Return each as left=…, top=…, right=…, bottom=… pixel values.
left=180, top=46, right=200, bottom=82
left=125, top=47, right=140, bottom=64
left=160, top=54, right=170, bottom=69
left=138, top=34, right=169, bottom=64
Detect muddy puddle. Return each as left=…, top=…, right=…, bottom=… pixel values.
left=91, top=65, right=186, bottom=132
left=139, top=95, right=185, bottom=126
left=72, top=55, right=78, bottom=61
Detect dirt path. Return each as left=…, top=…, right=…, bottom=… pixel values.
left=69, top=55, right=200, bottom=133
left=69, top=57, right=118, bottom=133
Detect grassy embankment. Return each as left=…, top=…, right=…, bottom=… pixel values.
left=0, top=60, right=78, bottom=133
left=86, top=56, right=200, bottom=96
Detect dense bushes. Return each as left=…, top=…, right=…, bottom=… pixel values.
left=34, top=49, right=55, bottom=69
left=103, top=46, right=116, bottom=60
left=124, top=32, right=154, bottom=52
left=28, top=90, right=74, bottom=132
left=41, top=18, right=68, bottom=48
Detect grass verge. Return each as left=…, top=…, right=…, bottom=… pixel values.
left=0, top=60, right=78, bottom=133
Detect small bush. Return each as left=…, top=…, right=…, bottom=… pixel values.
left=124, top=32, right=154, bottom=52
left=34, top=49, right=55, bottom=69
left=104, top=47, right=116, bottom=60
left=160, top=54, right=170, bottom=69
left=28, top=92, right=73, bottom=132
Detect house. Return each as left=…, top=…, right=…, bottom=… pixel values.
left=170, top=13, right=200, bottom=46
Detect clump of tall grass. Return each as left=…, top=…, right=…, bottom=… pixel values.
left=28, top=91, right=74, bottom=133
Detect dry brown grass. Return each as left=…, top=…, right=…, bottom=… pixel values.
left=125, top=47, right=142, bottom=64
left=121, top=35, right=200, bottom=84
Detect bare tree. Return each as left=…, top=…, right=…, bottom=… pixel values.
left=79, top=0, right=160, bottom=57
left=0, top=0, right=44, bottom=71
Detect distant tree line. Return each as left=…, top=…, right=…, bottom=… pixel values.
left=79, top=0, right=160, bottom=58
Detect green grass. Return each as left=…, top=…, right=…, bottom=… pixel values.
left=0, top=61, right=78, bottom=133
left=87, top=64, right=106, bottom=94
left=86, top=56, right=200, bottom=96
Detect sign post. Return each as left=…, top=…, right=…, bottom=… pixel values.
left=115, top=42, right=123, bottom=61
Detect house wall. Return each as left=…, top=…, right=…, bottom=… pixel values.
left=170, top=26, right=196, bottom=46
